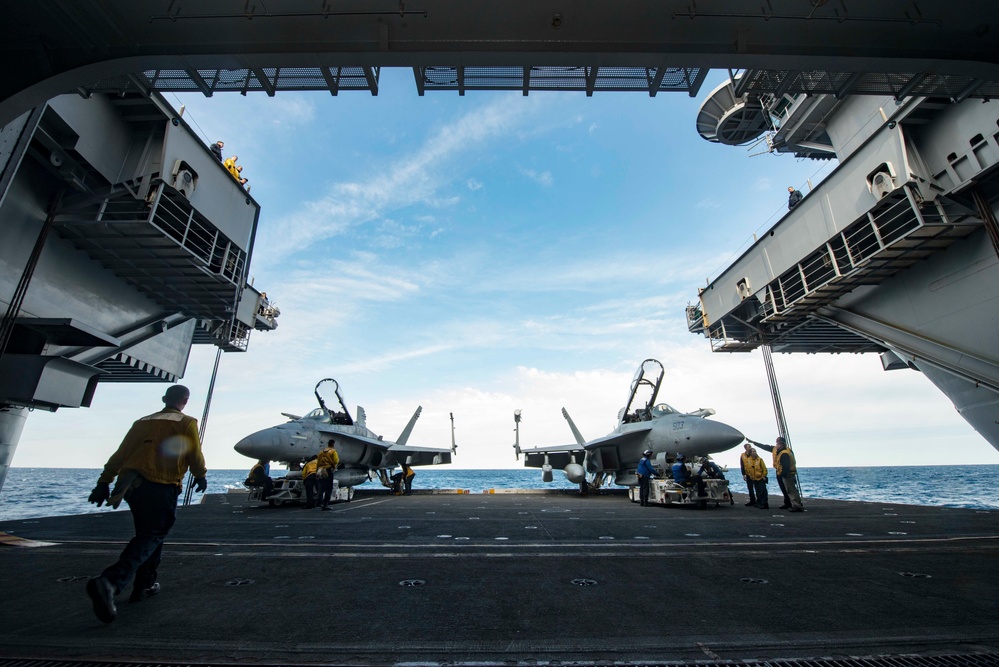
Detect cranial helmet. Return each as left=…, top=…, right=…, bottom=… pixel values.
left=675, top=452, right=685, bottom=460
left=643, top=449, right=653, bottom=456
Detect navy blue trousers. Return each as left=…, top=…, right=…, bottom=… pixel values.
left=320, top=474, right=335, bottom=506
left=638, top=476, right=651, bottom=505
left=101, top=479, right=179, bottom=593
left=752, top=479, right=769, bottom=507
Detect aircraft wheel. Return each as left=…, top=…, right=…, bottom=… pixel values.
left=268, top=499, right=286, bottom=507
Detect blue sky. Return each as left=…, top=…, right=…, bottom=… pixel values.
left=18, top=69, right=999, bottom=473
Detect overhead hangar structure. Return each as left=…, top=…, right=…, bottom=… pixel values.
left=0, top=91, right=278, bottom=490
left=2, top=2, right=999, bottom=479
left=689, top=76, right=999, bottom=452
left=2, top=1, right=999, bottom=124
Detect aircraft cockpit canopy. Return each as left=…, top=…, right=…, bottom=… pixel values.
left=303, top=407, right=332, bottom=422
left=622, top=403, right=678, bottom=423
left=650, top=403, right=679, bottom=418
left=620, top=358, right=666, bottom=425
left=314, top=377, right=354, bottom=426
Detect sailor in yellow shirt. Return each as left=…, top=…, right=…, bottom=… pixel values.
left=223, top=155, right=240, bottom=181
left=302, top=455, right=319, bottom=508
left=402, top=464, right=416, bottom=495
left=317, top=441, right=340, bottom=510
left=739, top=443, right=758, bottom=507
left=85, top=385, right=207, bottom=624
left=773, top=437, right=804, bottom=512
left=743, top=447, right=769, bottom=509
left=756, top=436, right=804, bottom=511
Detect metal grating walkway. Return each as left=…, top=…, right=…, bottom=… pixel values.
left=702, top=184, right=982, bottom=354
left=52, top=184, right=246, bottom=320
left=76, top=66, right=999, bottom=102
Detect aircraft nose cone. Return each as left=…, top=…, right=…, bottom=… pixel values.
left=700, top=419, right=745, bottom=451
left=234, top=428, right=287, bottom=458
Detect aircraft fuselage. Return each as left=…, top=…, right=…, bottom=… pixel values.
left=235, top=418, right=393, bottom=487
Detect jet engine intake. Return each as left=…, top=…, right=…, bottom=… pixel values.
left=564, top=463, right=585, bottom=484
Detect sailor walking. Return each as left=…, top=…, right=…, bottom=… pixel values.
left=84, top=385, right=207, bottom=624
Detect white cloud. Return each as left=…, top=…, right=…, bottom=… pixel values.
left=268, top=96, right=317, bottom=125
left=372, top=219, right=423, bottom=249
left=466, top=179, right=483, bottom=191
left=256, top=98, right=539, bottom=263
left=519, top=167, right=554, bottom=187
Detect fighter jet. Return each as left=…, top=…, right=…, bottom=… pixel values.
left=234, top=378, right=455, bottom=488
left=514, top=359, right=745, bottom=491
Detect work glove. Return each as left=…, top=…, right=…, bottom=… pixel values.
left=194, top=477, right=208, bottom=493
left=88, top=482, right=111, bottom=507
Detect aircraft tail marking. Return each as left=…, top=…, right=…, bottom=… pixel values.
left=561, top=408, right=586, bottom=446
left=396, top=406, right=423, bottom=445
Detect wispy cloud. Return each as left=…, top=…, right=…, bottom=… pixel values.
left=257, top=98, right=539, bottom=263
left=519, top=167, right=554, bottom=187
left=372, top=219, right=423, bottom=249
left=267, top=96, right=316, bottom=126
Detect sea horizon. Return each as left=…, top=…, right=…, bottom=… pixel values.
left=2, top=465, right=998, bottom=522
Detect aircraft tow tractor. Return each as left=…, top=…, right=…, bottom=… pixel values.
left=247, top=470, right=354, bottom=507
left=628, top=458, right=732, bottom=508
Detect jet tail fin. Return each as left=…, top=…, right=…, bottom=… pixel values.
left=396, top=406, right=422, bottom=445
left=561, top=408, right=586, bottom=446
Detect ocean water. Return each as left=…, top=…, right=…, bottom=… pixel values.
left=1, top=465, right=998, bottom=522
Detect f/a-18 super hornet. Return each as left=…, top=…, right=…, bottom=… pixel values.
left=513, top=359, right=745, bottom=492
left=234, top=378, right=455, bottom=489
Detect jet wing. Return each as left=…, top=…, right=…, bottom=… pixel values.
left=315, top=426, right=452, bottom=468
left=520, top=443, right=585, bottom=470
left=387, top=444, right=453, bottom=467
left=521, top=425, right=654, bottom=471
left=315, top=428, right=390, bottom=452
left=581, top=425, right=653, bottom=452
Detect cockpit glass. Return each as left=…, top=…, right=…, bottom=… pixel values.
left=651, top=403, right=678, bottom=417
left=303, top=408, right=330, bottom=421
left=622, top=359, right=665, bottom=417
